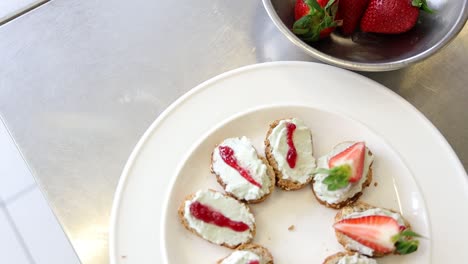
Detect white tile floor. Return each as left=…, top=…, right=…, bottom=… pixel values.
left=0, top=117, right=81, bottom=264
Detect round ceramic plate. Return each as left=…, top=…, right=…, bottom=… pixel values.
left=109, top=62, right=468, bottom=264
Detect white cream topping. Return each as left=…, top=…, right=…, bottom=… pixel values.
left=342, top=208, right=406, bottom=256
left=268, top=118, right=316, bottom=184
left=212, top=137, right=272, bottom=201
left=183, top=190, right=255, bottom=247
left=220, top=250, right=262, bottom=264
left=336, top=253, right=377, bottom=264
left=313, top=142, right=374, bottom=204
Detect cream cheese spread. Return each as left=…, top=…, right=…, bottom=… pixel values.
left=268, top=118, right=316, bottom=184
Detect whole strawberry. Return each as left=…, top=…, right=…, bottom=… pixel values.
left=336, top=0, right=370, bottom=36
left=360, top=0, right=433, bottom=34
left=293, top=0, right=341, bottom=42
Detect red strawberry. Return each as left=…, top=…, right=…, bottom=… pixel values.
left=314, top=142, right=367, bottom=191
left=360, top=0, right=434, bottom=34
left=294, top=0, right=313, bottom=20
left=292, top=0, right=341, bottom=41
left=334, top=215, right=421, bottom=255
left=329, top=142, right=366, bottom=183
left=336, top=0, right=370, bottom=35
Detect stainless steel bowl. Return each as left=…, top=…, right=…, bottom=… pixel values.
left=263, top=0, right=468, bottom=71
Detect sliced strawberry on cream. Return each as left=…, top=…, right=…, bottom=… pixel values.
left=334, top=210, right=420, bottom=256
left=328, top=142, right=366, bottom=184
left=182, top=190, right=255, bottom=247
left=335, top=215, right=400, bottom=253
left=312, top=142, right=374, bottom=205
left=212, top=137, right=273, bottom=201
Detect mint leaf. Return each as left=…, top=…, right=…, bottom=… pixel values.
left=392, top=228, right=422, bottom=255
left=320, top=165, right=351, bottom=191
left=400, top=229, right=422, bottom=238
left=395, top=240, right=419, bottom=255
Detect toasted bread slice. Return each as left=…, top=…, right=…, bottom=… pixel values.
left=334, top=201, right=411, bottom=257
left=312, top=142, right=374, bottom=209
left=265, top=118, right=316, bottom=190
left=178, top=189, right=256, bottom=249
left=217, top=244, right=274, bottom=264
left=323, top=252, right=377, bottom=264
left=211, top=137, right=275, bottom=203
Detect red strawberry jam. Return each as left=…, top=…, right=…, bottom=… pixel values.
left=286, top=122, right=298, bottom=168
left=248, top=261, right=260, bottom=264
left=219, top=146, right=262, bottom=188
left=189, top=201, right=250, bottom=232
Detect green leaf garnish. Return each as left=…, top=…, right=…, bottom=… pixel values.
left=391, top=229, right=422, bottom=255
left=314, top=165, right=351, bottom=191
left=395, top=240, right=419, bottom=255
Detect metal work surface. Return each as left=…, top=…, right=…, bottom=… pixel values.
left=0, top=1, right=466, bottom=263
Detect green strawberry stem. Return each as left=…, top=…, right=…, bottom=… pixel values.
left=412, top=0, right=434, bottom=13
left=391, top=229, right=423, bottom=255
left=314, top=165, right=351, bottom=191
left=292, top=0, right=340, bottom=42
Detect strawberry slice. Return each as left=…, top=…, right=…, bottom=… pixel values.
left=329, top=142, right=366, bottom=183
left=335, top=215, right=399, bottom=253
left=334, top=215, right=421, bottom=255
left=314, top=142, right=366, bottom=191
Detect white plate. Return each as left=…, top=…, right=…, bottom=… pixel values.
left=109, top=62, right=468, bottom=264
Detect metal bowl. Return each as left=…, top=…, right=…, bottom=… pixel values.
left=262, top=0, right=468, bottom=71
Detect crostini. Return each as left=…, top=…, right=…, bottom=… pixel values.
left=211, top=137, right=275, bottom=203
left=178, top=189, right=256, bottom=248
left=333, top=202, right=421, bottom=257
left=312, top=142, right=374, bottom=209
left=265, top=118, right=316, bottom=190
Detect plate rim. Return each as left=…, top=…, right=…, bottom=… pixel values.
left=109, top=61, right=467, bottom=263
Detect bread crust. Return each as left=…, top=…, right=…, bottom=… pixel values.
left=177, top=190, right=256, bottom=249
left=211, top=143, right=276, bottom=203
left=334, top=201, right=411, bottom=257
left=217, top=243, right=274, bottom=264
left=322, top=252, right=352, bottom=264
left=264, top=119, right=314, bottom=190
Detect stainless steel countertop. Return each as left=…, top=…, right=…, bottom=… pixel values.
left=0, top=1, right=466, bottom=263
